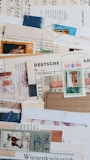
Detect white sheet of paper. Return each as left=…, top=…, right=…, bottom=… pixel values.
left=21, top=107, right=90, bottom=127
left=16, top=143, right=84, bottom=160
left=29, top=0, right=90, bottom=6
left=30, top=6, right=90, bottom=28
left=0, top=15, right=22, bottom=25
left=53, top=33, right=90, bottom=50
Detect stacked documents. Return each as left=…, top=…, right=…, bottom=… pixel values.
left=0, top=2, right=90, bottom=160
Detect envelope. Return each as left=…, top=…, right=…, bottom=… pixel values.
left=3, top=23, right=69, bottom=54
left=44, top=92, right=90, bottom=112
left=21, top=107, right=90, bottom=127
left=0, top=55, right=32, bottom=101
left=3, top=23, right=50, bottom=41
left=0, top=122, right=85, bottom=159
left=26, top=50, right=89, bottom=99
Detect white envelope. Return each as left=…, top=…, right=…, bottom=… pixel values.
left=3, top=23, right=69, bottom=54
left=26, top=51, right=90, bottom=99
left=21, top=107, right=90, bottom=127
left=0, top=122, right=85, bottom=160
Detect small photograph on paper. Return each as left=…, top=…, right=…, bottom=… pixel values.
left=0, top=130, right=30, bottom=151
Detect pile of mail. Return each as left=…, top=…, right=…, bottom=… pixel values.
left=0, top=1, right=90, bottom=160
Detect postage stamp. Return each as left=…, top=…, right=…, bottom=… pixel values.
left=51, top=130, right=62, bottom=142
left=63, top=69, right=85, bottom=97
left=53, top=24, right=77, bottom=36
left=0, top=130, right=30, bottom=151
left=29, top=131, right=51, bottom=152
left=62, top=60, right=86, bottom=97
